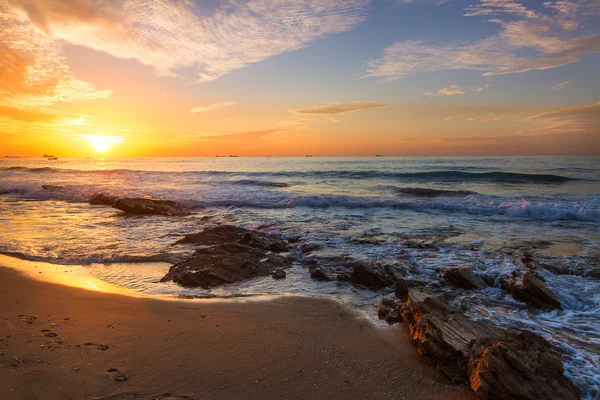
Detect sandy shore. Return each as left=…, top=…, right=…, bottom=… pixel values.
left=0, top=261, right=472, bottom=400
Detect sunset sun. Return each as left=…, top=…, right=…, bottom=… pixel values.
left=83, top=135, right=124, bottom=153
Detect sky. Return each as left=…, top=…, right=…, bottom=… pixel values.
left=1, top=0, right=599, bottom=157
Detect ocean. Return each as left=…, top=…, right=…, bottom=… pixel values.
left=0, top=156, right=599, bottom=397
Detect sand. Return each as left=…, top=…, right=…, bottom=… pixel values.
left=0, top=261, right=473, bottom=400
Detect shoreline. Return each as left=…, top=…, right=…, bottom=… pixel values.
left=0, top=260, right=472, bottom=400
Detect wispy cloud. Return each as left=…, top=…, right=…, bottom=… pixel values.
left=291, top=101, right=386, bottom=115
left=174, top=129, right=290, bottom=144
left=551, top=81, right=572, bottom=91
left=4, top=0, right=371, bottom=83
left=189, top=102, right=237, bottom=114
left=0, top=4, right=112, bottom=110
left=365, top=0, right=600, bottom=80
left=528, top=102, right=600, bottom=134
left=426, top=84, right=488, bottom=96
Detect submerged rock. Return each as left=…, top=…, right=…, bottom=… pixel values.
left=89, top=193, right=117, bottom=206
left=161, top=243, right=290, bottom=287
left=271, top=269, right=286, bottom=280
left=41, top=185, right=64, bottom=191
left=112, top=198, right=191, bottom=216
left=502, top=271, right=561, bottom=309
left=443, top=265, right=486, bottom=289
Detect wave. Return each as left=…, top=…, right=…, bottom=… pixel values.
left=0, top=166, right=580, bottom=183
left=229, top=179, right=289, bottom=188
left=397, top=187, right=476, bottom=197
left=0, top=250, right=176, bottom=265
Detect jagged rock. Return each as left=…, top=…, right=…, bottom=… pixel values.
left=395, top=279, right=410, bottom=301
left=444, top=265, right=486, bottom=289
left=112, top=198, right=191, bottom=216
left=502, top=271, right=561, bottom=309
left=175, top=225, right=288, bottom=252
left=297, top=240, right=321, bottom=253
left=161, top=243, right=290, bottom=287
left=271, top=269, right=286, bottom=280
left=399, top=292, right=579, bottom=399
left=401, top=239, right=439, bottom=251
left=41, top=185, right=63, bottom=191
left=89, top=193, right=117, bottom=206
left=469, top=330, right=580, bottom=400
left=400, top=294, right=508, bottom=383
left=309, top=266, right=335, bottom=281
left=347, top=260, right=395, bottom=289
left=238, top=231, right=288, bottom=252
left=378, top=298, right=402, bottom=324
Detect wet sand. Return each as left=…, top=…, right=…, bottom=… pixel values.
left=0, top=263, right=473, bottom=400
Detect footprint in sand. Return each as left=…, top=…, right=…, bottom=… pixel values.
left=84, top=342, right=109, bottom=350
left=17, top=314, right=37, bottom=324
left=107, top=368, right=128, bottom=382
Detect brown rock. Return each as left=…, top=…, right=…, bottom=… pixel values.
left=377, top=298, right=401, bottom=324
left=271, top=269, right=286, bottom=280
left=502, top=271, right=561, bottom=309
left=175, top=225, right=288, bottom=252
left=89, top=193, right=117, bottom=206
left=161, top=243, right=290, bottom=287
left=444, top=265, right=486, bottom=289
left=469, top=330, right=580, bottom=400
left=112, top=198, right=191, bottom=216
left=347, top=260, right=394, bottom=289
left=394, top=279, right=410, bottom=301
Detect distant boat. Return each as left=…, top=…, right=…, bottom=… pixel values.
left=305, top=155, right=313, bottom=157
left=47, top=157, right=58, bottom=160
left=215, top=155, right=226, bottom=157
left=376, top=154, right=384, bottom=157
left=229, top=155, right=238, bottom=158
left=43, top=154, right=57, bottom=160
left=4, top=156, right=21, bottom=158
left=265, top=155, right=272, bottom=157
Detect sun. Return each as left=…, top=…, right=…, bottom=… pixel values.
left=83, top=135, right=125, bottom=153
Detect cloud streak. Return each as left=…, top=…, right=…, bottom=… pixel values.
left=189, top=102, right=237, bottom=113
left=551, top=81, right=571, bottom=91
left=291, top=101, right=386, bottom=115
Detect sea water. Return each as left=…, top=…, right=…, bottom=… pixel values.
left=0, top=156, right=599, bottom=397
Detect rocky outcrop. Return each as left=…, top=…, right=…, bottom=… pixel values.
left=112, top=198, right=191, bottom=216
left=346, top=260, right=407, bottom=289
left=444, top=265, right=486, bottom=289
left=377, top=298, right=402, bottom=324
left=469, top=330, right=580, bottom=400
left=41, top=185, right=64, bottom=191
left=502, top=271, right=561, bottom=309
left=398, top=291, right=579, bottom=399
left=161, top=243, right=290, bottom=287
left=176, top=225, right=288, bottom=252
left=89, top=193, right=117, bottom=206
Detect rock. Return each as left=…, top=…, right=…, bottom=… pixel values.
left=502, top=271, right=561, bottom=309
left=89, top=193, right=117, bottom=206
left=176, top=225, right=288, bottom=252
left=309, top=266, right=335, bottom=281
left=377, top=298, right=402, bottom=324
left=112, top=198, right=191, bottom=216
left=444, top=265, right=486, bottom=289
left=401, top=239, right=439, bottom=251
left=271, top=269, right=286, bottom=280
left=469, top=330, right=580, bottom=400
left=347, top=260, right=394, bottom=289
left=400, top=294, right=508, bottom=383
left=297, top=240, right=321, bottom=253
left=161, top=243, right=290, bottom=287
left=394, top=279, right=410, bottom=301
left=238, top=231, right=288, bottom=253
left=41, top=185, right=63, bottom=191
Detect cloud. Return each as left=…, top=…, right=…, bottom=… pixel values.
left=365, top=1, right=600, bottom=80
left=4, top=0, right=371, bottom=83
left=551, top=81, right=572, bottom=91
left=174, top=129, right=291, bottom=144
left=0, top=106, right=59, bottom=122
left=291, top=101, right=386, bottom=115
left=189, top=101, right=237, bottom=113
left=0, top=5, right=112, bottom=110
left=528, top=102, right=600, bottom=134
left=426, top=83, right=488, bottom=96
left=444, top=116, right=457, bottom=122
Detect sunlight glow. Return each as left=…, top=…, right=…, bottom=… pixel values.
left=82, top=135, right=125, bottom=153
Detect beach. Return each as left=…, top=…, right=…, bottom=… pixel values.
left=0, top=262, right=471, bottom=400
